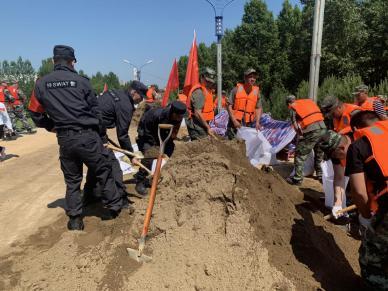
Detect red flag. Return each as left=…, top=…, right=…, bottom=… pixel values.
left=103, top=83, right=108, bottom=92
left=183, top=31, right=199, bottom=102
left=162, top=59, right=179, bottom=107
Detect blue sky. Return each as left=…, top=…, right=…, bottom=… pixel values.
left=1, top=0, right=300, bottom=86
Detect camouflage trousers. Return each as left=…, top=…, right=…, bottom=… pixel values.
left=359, top=210, right=388, bottom=290
left=293, top=128, right=326, bottom=181
left=8, top=105, right=31, bottom=132
left=185, top=117, right=208, bottom=141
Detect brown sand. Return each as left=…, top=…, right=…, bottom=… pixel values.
left=0, top=136, right=361, bottom=290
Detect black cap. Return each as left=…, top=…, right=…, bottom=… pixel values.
left=53, top=45, right=77, bottom=63
left=170, top=101, right=187, bottom=115
left=130, top=80, right=148, bottom=99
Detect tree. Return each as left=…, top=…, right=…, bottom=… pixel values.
left=38, top=58, right=54, bottom=77
left=277, top=0, right=305, bottom=91
left=360, top=0, right=388, bottom=86
left=177, top=55, right=188, bottom=90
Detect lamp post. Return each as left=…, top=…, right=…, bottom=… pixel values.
left=308, top=0, right=325, bottom=102
left=123, top=59, right=153, bottom=81
left=205, top=0, right=236, bottom=112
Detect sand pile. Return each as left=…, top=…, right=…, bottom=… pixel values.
left=0, top=138, right=360, bottom=290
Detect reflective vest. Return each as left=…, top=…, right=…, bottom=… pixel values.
left=214, top=95, right=227, bottom=110
left=232, top=83, right=259, bottom=123
left=357, top=96, right=380, bottom=111
left=0, top=86, right=5, bottom=103
left=333, top=103, right=361, bottom=133
left=8, top=85, right=22, bottom=106
left=146, top=87, right=155, bottom=103
left=357, top=120, right=388, bottom=202
left=178, top=93, right=187, bottom=104
left=289, top=99, right=324, bottom=129
left=188, top=84, right=214, bottom=122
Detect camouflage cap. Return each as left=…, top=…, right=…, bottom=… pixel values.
left=200, top=67, right=216, bottom=83
left=319, top=130, right=342, bottom=155
left=285, top=95, right=296, bottom=104
left=320, top=96, right=339, bottom=113
left=244, top=68, right=257, bottom=76
left=352, top=84, right=368, bottom=95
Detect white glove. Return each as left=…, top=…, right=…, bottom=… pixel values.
left=332, top=205, right=343, bottom=219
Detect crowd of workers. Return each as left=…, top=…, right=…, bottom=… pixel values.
left=24, top=45, right=387, bottom=289
left=0, top=80, right=36, bottom=160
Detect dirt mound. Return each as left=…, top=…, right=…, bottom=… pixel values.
left=0, top=138, right=360, bottom=290
left=131, top=101, right=162, bottom=128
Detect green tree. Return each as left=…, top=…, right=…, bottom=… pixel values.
left=177, top=55, right=188, bottom=89
left=38, top=58, right=54, bottom=77
left=277, top=0, right=304, bottom=91
left=360, top=0, right=388, bottom=85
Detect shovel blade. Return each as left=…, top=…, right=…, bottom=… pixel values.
left=127, top=247, right=152, bottom=263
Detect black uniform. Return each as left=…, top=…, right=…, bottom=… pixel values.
left=84, top=89, right=135, bottom=201
left=29, top=64, right=122, bottom=217
left=136, top=104, right=180, bottom=183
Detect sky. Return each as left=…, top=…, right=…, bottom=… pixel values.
left=1, top=0, right=301, bottom=87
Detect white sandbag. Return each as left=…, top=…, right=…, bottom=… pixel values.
left=114, top=152, right=136, bottom=175
left=321, top=160, right=348, bottom=208
left=236, top=127, right=275, bottom=166
left=151, top=158, right=167, bottom=174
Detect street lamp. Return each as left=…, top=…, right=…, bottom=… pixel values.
left=123, top=59, right=153, bottom=81
left=205, top=0, right=236, bottom=112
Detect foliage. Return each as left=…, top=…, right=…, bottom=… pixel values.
left=38, top=58, right=54, bottom=78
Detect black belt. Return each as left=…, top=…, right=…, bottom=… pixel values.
left=56, top=127, right=95, bottom=136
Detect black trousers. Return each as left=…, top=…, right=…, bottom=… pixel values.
left=84, top=149, right=127, bottom=200
left=57, top=129, right=122, bottom=217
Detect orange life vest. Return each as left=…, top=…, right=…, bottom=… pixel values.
left=232, top=83, right=259, bottom=123
left=357, top=96, right=380, bottom=111
left=188, top=84, right=215, bottom=122
left=178, top=94, right=187, bottom=104
left=146, top=87, right=155, bottom=103
left=8, top=85, right=22, bottom=106
left=357, top=120, right=388, bottom=203
left=214, top=95, right=227, bottom=110
left=289, top=99, right=324, bottom=129
left=333, top=103, right=361, bottom=133
left=0, top=86, right=5, bottom=103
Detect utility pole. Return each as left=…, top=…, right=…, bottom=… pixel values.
left=308, top=0, right=325, bottom=102
left=205, top=0, right=236, bottom=112
left=123, top=59, right=153, bottom=82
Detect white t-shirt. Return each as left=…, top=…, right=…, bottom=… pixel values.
left=0, top=102, right=13, bottom=130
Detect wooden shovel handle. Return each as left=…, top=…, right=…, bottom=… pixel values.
left=106, top=144, right=142, bottom=159
left=324, top=204, right=357, bottom=220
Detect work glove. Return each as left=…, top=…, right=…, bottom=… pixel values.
left=331, top=205, right=343, bottom=219
left=358, top=214, right=374, bottom=237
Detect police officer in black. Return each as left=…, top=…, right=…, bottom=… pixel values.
left=135, top=101, right=187, bottom=195
left=84, top=81, right=147, bottom=205
left=29, top=45, right=122, bottom=230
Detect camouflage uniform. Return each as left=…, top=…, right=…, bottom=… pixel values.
left=291, top=109, right=327, bottom=182
left=9, top=104, right=32, bottom=132
left=359, top=210, right=388, bottom=290
left=9, top=88, right=33, bottom=133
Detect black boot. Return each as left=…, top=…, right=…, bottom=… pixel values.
left=102, top=209, right=121, bottom=221
left=67, top=216, right=84, bottom=231
left=135, top=180, right=148, bottom=197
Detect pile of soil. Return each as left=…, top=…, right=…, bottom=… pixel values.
left=131, top=101, right=162, bottom=128
left=0, top=138, right=360, bottom=290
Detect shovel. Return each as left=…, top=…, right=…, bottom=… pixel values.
left=106, top=144, right=153, bottom=177
left=323, top=204, right=357, bottom=220
left=127, top=124, right=174, bottom=263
